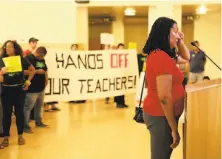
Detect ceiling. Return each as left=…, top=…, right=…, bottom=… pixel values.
left=88, top=4, right=221, bottom=17
left=88, top=6, right=148, bottom=17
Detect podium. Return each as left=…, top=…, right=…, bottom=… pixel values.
left=183, top=78, right=221, bottom=159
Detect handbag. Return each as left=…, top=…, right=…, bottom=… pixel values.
left=133, top=72, right=146, bottom=124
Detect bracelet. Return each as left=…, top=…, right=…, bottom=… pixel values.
left=25, top=80, right=31, bottom=86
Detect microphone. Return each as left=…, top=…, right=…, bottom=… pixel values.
left=191, top=41, right=196, bottom=46
left=191, top=42, right=221, bottom=71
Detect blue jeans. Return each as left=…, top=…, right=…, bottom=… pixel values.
left=24, top=91, right=45, bottom=128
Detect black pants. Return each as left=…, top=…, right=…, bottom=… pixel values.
left=114, top=95, right=125, bottom=105
left=143, top=112, right=180, bottom=159
left=2, top=86, right=25, bottom=136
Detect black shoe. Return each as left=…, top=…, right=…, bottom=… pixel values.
left=123, top=104, right=128, bottom=108
left=36, top=123, right=48, bottom=128
left=24, top=127, right=34, bottom=134
left=0, top=133, right=4, bottom=137
left=116, top=104, right=125, bottom=108
left=51, top=107, right=61, bottom=111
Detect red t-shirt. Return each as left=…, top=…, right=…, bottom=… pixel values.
left=143, top=50, right=185, bottom=116
left=23, top=49, right=32, bottom=57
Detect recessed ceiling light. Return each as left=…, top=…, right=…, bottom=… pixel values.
left=124, top=8, right=136, bottom=16
left=196, top=5, right=207, bottom=14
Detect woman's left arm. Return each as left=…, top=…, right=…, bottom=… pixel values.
left=23, top=64, right=35, bottom=90
left=26, top=64, right=35, bottom=82
left=24, top=70, right=30, bottom=75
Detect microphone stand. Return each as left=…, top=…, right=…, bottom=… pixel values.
left=192, top=44, right=221, bottom=71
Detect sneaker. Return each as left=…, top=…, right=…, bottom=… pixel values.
left=116, top=104, right=125, bottom=108
left=51, top=107, right=61, bottom=111
left=116, top=104, right=128, bottom=108
left=36, top=123, right=48, bottom=128
left=24, top=127, right=33, bottom=134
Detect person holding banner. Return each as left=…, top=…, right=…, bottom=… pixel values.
left=68, top=44, right=86, bottom=104
left=24, top=37, right=39, bottom=121
left=0, top=40, right=35, bottom=149
left=142, top=17, right=190, bottom=159
left=114, top=43, right=128, bottom=108
left=23, top=37, right=38, bottom=57
left=24, top=47, right=49, bottom=133
left=0, top=89, right=3, bottom=138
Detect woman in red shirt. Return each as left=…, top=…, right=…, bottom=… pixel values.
left=143, top=17, right=190, bottom=159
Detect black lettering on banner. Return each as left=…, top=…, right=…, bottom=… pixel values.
left=109, top=78, right=116, bottom=91
left=134, top=75, right=137, bottom=88
left=56, top=53, right=64, bottom=68
left=45, top=78, right=52, bottom=95
left=77, top=54, right=87, bottom=69
left=116, top=77, right=121, bottom=90
left=87, top=79, right=93, bottom=93
left=128, top=76, right=134, bottom=89
left=45, top=78, right=70, bottom=95
left=53, top=78, right=61, bottom=94
left=78, top=75, right=137, bottom=94
left=102, top=78, right=108, bottom=92
left=79, top=79, right=86, bottom=93
left=95, top=79, right=102, bottom=92
left=121, top=76, right=127, bottom=90
left=62, top=79, right=70, bottom=94
left=65, top=55, right=77, bottom=69
left=97, top=54, right=103, bottom=69
left=88, top=54, right=96, bottom=69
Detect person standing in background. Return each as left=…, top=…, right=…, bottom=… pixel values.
left=71, top=43, right=78, bottom=51
left=0, top=40, right=35, bottom=148
left=203, top=76, right=210, bottom=81
left=104, top=44, right=111, bottom=104
left=24, top=47, right=49, bottom=133
left=189, top=40, right=206, bottom=83
left=0, top=84, right=3, bottom=138
left=178, top=63, right=189, bottom=88
left=23, top=37, right=38, bottom=57
left=137, top=52, right=147, bottom=75
left=69, top=44, right=86, bottom=104
left=24, top=37, right=39, bottom=120
left=114, top=43, right=128, bottom=108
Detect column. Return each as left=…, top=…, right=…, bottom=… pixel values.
left=112, top=10, right=125, bottom=45
left=75, top=6, right=89, bottom=50
left=148, top=3, right=182, bottom=34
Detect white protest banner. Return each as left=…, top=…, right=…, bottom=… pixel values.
left=44, top=49, right=139, bottom=102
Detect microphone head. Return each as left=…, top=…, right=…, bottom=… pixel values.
left=191, top=41, right=196, bottom=46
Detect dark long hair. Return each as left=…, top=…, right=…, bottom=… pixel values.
left=143, top=17, right=177, bottom=58
left=1, top=40, right=23, bottom=57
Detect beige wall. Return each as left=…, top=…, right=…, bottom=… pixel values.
left=124, top=23, right=148, bottom=53
left=182, top=21, right=194, bottom=50
left=89, top=24, right=112, bottom=50
left=0, top=2, right=76, bottom=43
left=89, top=18, right=193, bottom=54
left=194, top=11, right=221, bottom=79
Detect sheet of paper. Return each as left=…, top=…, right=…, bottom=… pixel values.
left=2, top=56, right=22, bottom=73
left=128, top=42, right=137, bottom=49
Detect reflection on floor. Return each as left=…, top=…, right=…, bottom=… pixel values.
left=0, top=94, right=182, bottom=159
